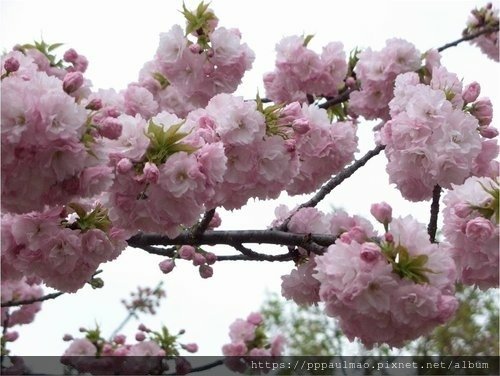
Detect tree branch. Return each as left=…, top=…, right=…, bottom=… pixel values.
left=277, top=144, right=385, bottom=231
left=128, top=230, right=335, bottom=252
left=1, top=292, right=64, bottom=308
left=437, top=25, right=499, bottom=52
left=427, top=185, right=442, bottom=243
left=192, top=208, right=215, bottom=237
left=216, top=253, right=294, bottom=262
left=319, top=87, right=356, bottom=109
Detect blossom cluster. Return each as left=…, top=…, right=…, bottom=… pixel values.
left=275, top=206, right=375, bottom=307
left=443, top=176, right=499, bottom=289
left=464, top=3, right=499, bottom=62
left=349, top=38, right=422, bottom=120
left=222, top=312, right=285, bottom=373
left=278, top=204, right=458, bottom=348
left=264, top=35, right=347, bottom=104
left=1, top=204, right=127, bottom=292
left=380, top=66, right=498, bottom=201
left=1, top=49, right=113, bottom=214
left=62, top=323, right=197, bottom=375
left=131, top=2, right=254, bottom=118
left=159, top=245, right=217, bottom=279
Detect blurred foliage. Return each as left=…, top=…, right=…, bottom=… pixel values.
left=261, top=284, right=499, bottom=356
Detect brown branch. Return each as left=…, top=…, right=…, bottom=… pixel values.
left=438, top=25, right=499, bottom=52
left=319, top=87, right=356, bottom=109
left=128, top=230, right=335, bottom=248
left=216, top=253, right=294, bottom=262
left=277, top=144, right=385, bottom=231
left=427, top=185, right=442, bottom=243
left=192, top=208, right=215, bottom=237
left=1, top=291, right=64, bottom=308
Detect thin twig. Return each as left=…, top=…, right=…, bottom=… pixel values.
left=277, top=144, right=385, bottom=231
left=318, top=87, right=356, bottom=109
left=1, top=292, right=64, bottom=308
left=427, top=185, right=442, bottom=243
left=437, top=26, right=499, bottom=52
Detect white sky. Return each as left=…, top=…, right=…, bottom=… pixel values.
left=1, top=0, right=499, bottom=357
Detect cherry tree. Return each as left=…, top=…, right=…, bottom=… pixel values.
left=1, top=1, right=499, bottom=374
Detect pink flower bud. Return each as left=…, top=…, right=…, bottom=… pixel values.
left=138, top=323, right=150, bottom=332
left=199, top=264, right=213, bottom=279
left=62, top=334, right=73, bottom=342
left=114, top=334, right=126, bottom=345
left=189, top=44, right=202, bottom=54
left=462, top=82, right=481, bottom=104
left=143, top=162, right=160, bottom=184
left=63, top=71, right=84, bottom=94
left=4, top=57, right=20, bottom=73
left=345, top=76, right=356, bottom=88
left=292, top=119, right=310, bottom=134
left=85, top=98, right=103, bottom=111
left=247, top=312, right=263, bottom=325
left=63, top=48, right=79, bottom=63
left=4, top=331, right=19, bottom=342
left=360, top=242, right=381, bottom=263
left=370, top=202, right=393, bottom=225
left=205, top=252, right=217, bottom=265
left=208, top=212, right=222, bottom=229
left=454, top=203, right=472, bottom=218
left=99, top=117, right=122, bottom=140
left=182, top=343, right=198, bottom=353
left=159, top=259, right=175, bottom=274
left=385, top=232, right=394, bottom=243
left=74, top=55, right=89, bottom=73
left=105, top=107, right=121, bottom=118
left=284, top=139, right=296, bottom=152
left=479, top=126, right=499, bottom=139
left=465, top=217, right=495, bottom=241
left=192, top=253, right=206, bottom=266
left=135, top=332, right=146, bottom=342
left=116, top=158, right=133, bottom=174
left=471, top=98, right=493, bottom=126
left=178, top=245, right=196, bottom=260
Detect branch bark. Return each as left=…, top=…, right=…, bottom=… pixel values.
left=277, top=144, right=385, bottom=231
left=427, top=185, right=442, bottom=243
left=437, top=25, right=499, bottom=52
left=128, top=230, right=335, bottom=254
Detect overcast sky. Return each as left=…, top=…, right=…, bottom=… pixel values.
left=1, top=0, right=498, bottom=357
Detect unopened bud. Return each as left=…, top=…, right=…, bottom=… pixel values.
left=370, top=202, right=393, bottom=225
left=479, top=126, right=499, bottom=139
left=199, top=264, right=213, bottom=279
left=85, top=98, right=103, bottom=111
left=63, top=48, right=79, bottom=63
left=99, top=117, right=122, bottom=140
left=462, top=82, right=481, bottom=104
left=63, top=71, right=84, bottom=94
left=182, top=343, right=198, bottom=353
left=4, top=57, right=20, bottom=73
left=4, top=331, right=19, bottom=342
left=471, top=98, right=493, bottom=126
left=143, top=162, right=160, bottom=184
left=159, top=259, right=175, bottom=274
left=178, top=245, right=196, bottom=260
left=116, top=158, right=133, bottom=174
